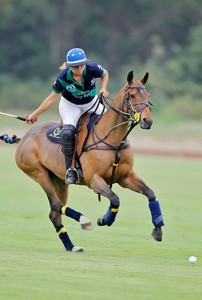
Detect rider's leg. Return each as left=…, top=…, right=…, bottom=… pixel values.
left=59, top=97, right=81, bottom=184
left=60, top=124, right=77, bottom=184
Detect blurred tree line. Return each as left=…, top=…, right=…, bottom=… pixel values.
left=0, top=0, right=202, bottom=120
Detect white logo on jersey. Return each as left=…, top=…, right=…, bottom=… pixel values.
left=91, top=78, right=96, bottom=85
left=66, top=84, right=76, bottom=92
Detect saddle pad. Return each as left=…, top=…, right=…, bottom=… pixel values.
left=46, top=124, right=63, bottom=144
left=46, top=114, right=99, bottom=144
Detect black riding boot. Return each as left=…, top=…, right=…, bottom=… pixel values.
left=61, top=124, right=78, bottom=184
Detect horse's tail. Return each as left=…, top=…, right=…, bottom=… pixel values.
left=0, top=134, right=21, bottom=144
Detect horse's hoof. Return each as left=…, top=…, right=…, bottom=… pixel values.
left=80, top=215, right=93, bottom=230
left=97, top=216, right=106, bottom=226
left=71, top=246, right=85, bottom=253
left=151, top=227, right=162, bottom=242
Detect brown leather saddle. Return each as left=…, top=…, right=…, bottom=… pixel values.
left=46, top=113, right=98, bottom=152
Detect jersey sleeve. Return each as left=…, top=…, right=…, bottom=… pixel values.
left=52, top=69, right=68, bottom=93
left=87, top=62, right=104, bottom=78
left=52, top=78, right=63, bottom=94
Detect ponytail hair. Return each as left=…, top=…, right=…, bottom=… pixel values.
left=59, top=62, right=68, bottom=72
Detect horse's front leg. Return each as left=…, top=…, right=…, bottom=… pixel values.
left=119, top=171, right=164, bottom=242
left=90, top=175, right=120, bottom=227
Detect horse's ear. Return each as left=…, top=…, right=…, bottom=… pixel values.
left=140, top=72, right=149, bottom=84
left=127, top=71, right=133, bottom=83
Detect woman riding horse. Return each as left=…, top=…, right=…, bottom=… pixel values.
left=16, top=70, right=164, bottom=252
left=26, top=48, right=109, bottom=184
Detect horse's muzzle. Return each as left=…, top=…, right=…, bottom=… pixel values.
left=140, top=118, right=153, bottom=129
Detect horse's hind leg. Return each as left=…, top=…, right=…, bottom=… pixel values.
left=119, top=171, right=164, bottom=242
left=16, top=156, right=86, bottom=252
left=44, top=173, right=93, bottom=252
left=46, top=174, right=76, bottom=252
left=49, top=171, right=93, bottom=230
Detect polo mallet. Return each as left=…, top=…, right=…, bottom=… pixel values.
left=0, top=112, right=37, bottom=123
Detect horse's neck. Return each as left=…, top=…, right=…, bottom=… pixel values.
left=95, top=89, right=129, bottom=144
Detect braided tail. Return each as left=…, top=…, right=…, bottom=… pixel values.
left=0, top=134, right=21, bottom=144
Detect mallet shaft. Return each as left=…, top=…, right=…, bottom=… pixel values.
left=0, top=112, right=26, bottom=121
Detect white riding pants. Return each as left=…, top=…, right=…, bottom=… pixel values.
left=59, top=96, right=106, bottom=127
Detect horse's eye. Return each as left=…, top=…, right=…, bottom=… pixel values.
left=130, top=94, right=135, bottom=99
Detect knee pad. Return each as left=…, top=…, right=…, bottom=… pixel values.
left=61, top=125, right=76, bottom=154
left=61, top=125, right=76, bottom=142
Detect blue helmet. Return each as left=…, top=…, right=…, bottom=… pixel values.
left=66, top=48, right=90, bottom=67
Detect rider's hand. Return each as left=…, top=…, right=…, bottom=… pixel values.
left=99, top=89, right=109, bottom=97
left=26, top=115, right=38, bottom=124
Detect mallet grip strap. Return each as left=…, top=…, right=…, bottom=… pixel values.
left=17, top=116, right=26, bottom=121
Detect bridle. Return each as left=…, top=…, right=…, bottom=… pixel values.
left=83, top=83, right=153, bottom=152
left=102, top=83, right=153, bottom=123
left=123, top=84, right=153, bottom=122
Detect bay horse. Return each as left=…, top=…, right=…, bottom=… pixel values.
left=15, top=71, right=164, bottom=252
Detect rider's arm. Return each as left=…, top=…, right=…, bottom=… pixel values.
left=99, top=69, right=109, bottom=97
left=27, top=91, right=60, bottom=122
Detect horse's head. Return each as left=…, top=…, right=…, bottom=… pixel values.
left=125, top=71, right=153, bottom=129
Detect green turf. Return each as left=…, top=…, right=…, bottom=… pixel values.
left=0, top=146, right=201, bottom=300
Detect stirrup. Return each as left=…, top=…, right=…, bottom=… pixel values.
left=65, top=168, right=80, bottom=184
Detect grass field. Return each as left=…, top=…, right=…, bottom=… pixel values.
left=0, top=144, right=202, bottom=300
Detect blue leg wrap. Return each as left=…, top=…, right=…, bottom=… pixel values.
left=65, top=207, right=82, bottom=222
left=56, top=225, right=74, bottom=251
left=149, top=200, right=164, bottom=227
left=103, top=204, right=119, bottom=227
left=61, top=206, right=82, bottom=221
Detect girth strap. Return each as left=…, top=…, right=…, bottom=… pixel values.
left=97, top=142, right=128, bottom=202
left=83, top=142, right=130, bottom=152
left=109, top=148, right=121, bottom=189
left=97, top=121, right=138, bottom=201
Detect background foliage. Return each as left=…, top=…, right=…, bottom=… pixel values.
left=0, top=0, right=202, bottom=119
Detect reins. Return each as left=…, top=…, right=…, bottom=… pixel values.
left=83, top=85, right=152, bottom=152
